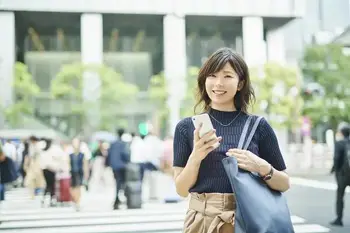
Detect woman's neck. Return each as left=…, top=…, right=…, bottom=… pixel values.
left=210, top=103, right=236, bottom=112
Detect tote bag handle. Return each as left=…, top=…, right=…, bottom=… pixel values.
left=237, top=116, right=264, bottom=150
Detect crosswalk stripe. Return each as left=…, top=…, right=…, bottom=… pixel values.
left=0, top=223, right=331, bottom=233
left=0, top=188, right=330, bottom=233
left=291, top=177, right=350, bottom=193
left=293, top=224, right=330, bottom=233
left=0, top=203, right=187, bottom=216
left=0, top=210, right=186, bottom=222
left=0, top=215, right=185, bottom=229
left=0, top=212, right=311, bottom=229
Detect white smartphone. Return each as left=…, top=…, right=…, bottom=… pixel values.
left=191, top=113, right=219, bottom=147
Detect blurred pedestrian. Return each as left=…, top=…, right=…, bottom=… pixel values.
left=90, top=141, right=109, bottom=190
left=330, top=123, right=350, bottom=227
left=106, top=128, right=130, bottom=210
left=143, top=128, right=164, bottom=201
left=40, top=138, right=64, bottom=207
left=0, top=142, right=19, bottom=214
left=130, top=133, right=147, bottom=181
left=23, top=136, right=46, bottom=199
left=68, top=138, right=89, bottom=211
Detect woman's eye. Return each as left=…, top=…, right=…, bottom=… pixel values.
left=225, top=75, right=233, bottom=78
left=208, top=74, right=216, bottom=78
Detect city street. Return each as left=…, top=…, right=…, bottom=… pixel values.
left=287, top=177, right=350, bottom=233
left=0, top=176, right=349, bottom=233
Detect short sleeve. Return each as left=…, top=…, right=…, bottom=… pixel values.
left=173, top=118, right=192, bottom=167
left=258, top=118, right=287, bottom=171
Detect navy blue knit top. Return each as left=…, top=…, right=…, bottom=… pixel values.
left=173, top=108, right=286, bottom=194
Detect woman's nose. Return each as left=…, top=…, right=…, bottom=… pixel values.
left=215, top=76, right=224, bottom=86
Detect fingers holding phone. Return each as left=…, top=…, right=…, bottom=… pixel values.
left=191, top=114, right=222, bottom=162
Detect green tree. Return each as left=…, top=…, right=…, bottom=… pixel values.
left=180, top=67, right=200, bottom=117
left=4, top=62, right=40, bottom=127
left=148, top=70, right=168, bottom=119
left=250, top=62, right=302, bottom=129
left=51, top=63, right=139, bottom=131
left=301, top=43, right=350, bottom=131
left=148, top=67, right=200, bottom=134
left=148, top=71, right=169, bottom=136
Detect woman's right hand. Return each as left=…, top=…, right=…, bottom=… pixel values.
left=190, top=124, right=222, bottom=164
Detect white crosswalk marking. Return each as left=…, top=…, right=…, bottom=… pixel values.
left=0, top=188, right=330, bottom=233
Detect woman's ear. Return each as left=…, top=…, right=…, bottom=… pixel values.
left=237, top=80, right=245, bottom=91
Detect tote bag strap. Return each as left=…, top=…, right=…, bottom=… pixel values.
left=237, top=116, right=264, bottom=150
left=237, top=116, right=253, bottom=149
left=243, top=116, right=264, bottom=150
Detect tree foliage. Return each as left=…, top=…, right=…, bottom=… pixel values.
left=250, top=62, right=302, bottom=129
left=4, top=62, right=40, bottom=127
left=148, top=67, right=200, bottom=134
left=51, top=63, right=139, bottom=131
left=301, top=43, right=350, bottom=130
left=180, top=67, right=200, bottom=117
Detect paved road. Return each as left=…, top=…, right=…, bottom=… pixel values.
left=0, top=184, right=341, bottom=233
left=287, top=177, right=350, bottom=233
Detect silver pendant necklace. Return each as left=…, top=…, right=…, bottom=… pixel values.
left=209, top=111, right=241, bottom=127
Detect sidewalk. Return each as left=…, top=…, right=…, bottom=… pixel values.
left=288, top=166, right=337, bottom=184
left=290, top=173, right=336, bottom=183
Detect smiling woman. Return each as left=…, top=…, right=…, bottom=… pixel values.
left=194, top=48, right=255, bottom=114
left=172, top=47, right=290, bottom=233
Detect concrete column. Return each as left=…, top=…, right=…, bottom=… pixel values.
left=81, top=13, right=103, bottom=130
left=267, top=28, right=286, bottom=64
left=163, top=14, right=187, bottom=135
left=0, top=12, right=15, bottom=107
left=0, top=12, right=15, bottom=127
left=235, top=36, right=243, bottom=56
left=242, top=17, right=265, bottom=66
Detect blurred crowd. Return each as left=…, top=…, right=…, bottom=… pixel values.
left=0, top=128, right=177, bottom=212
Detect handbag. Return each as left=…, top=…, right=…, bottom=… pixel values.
left=222, top=115, right=295, bottom=233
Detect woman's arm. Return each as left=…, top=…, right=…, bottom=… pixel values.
left=173, top=156, right=201, bottom=197
left=227, top=117, right=290, bottom=192
left=227, top=149, right=290, bottom=192
left=172, top=118, right=220, bottom=197
left=258, top=161, right=290, bottom=192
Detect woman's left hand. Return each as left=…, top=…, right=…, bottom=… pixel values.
left=226, top=149, right=268, bottom=174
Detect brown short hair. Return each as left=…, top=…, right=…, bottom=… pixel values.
left=194, top=47, right=255, bottom=113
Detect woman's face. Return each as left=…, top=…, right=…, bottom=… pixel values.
left=72, top=138, right=80, bottom=151
left=205, top=62, right=241, bottom=111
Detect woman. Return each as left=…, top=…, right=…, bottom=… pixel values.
left=40, top=138, right=64, bottom=207
left=90, top=141, right=109, bottom=190
left=24, top=136, right=46, bottom=199
left=69, top=138, right=88, bottom=211
left=173, top=48, right=290, bottom=233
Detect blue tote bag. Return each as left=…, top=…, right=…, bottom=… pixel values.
left=222, top=116, right=295, bottom=233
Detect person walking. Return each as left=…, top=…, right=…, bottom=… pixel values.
left=23, top=136, right=46, bottom=199
left=106, top=128, right=130, bottom=210
left=68, top=138, right=89, bottom=211
left=40, top=138, right=64, bottom=207
left=330, top=123, right=350, bottom=227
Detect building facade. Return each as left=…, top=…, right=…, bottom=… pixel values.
left=282, top=0, right=350, bottom=64
left=0, top=0, right=304, bottom=134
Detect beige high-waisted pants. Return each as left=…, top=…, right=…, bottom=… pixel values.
left=183, top=192, right=236, bottom=233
